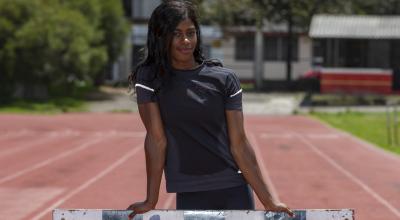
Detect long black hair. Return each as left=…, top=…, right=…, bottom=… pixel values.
left=128, top=0, right=205, bottom=92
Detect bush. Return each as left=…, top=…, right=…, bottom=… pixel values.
left=0, top=0, right=129, bottom=99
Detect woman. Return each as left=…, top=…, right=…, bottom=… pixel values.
left=127, top=0, right=293, bottom=219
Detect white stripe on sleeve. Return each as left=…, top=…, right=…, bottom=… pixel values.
left=229, top=88, right=242, bottom=98
left=135, top=83, right=155, bottom=92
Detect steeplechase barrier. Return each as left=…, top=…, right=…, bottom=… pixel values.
left=53, top=209, right=354, bottom=220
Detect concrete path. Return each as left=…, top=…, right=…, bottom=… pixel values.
left=87, top=87, right=302, bottom=115
left=86, top=87, right=397, bottom=115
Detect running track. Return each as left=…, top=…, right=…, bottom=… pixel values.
left=0, top=114, right=399, bottom=220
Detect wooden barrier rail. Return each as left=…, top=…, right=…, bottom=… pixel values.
left=53, top=209, right=354, bottom=220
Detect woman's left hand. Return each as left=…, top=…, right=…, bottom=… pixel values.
left=126, top=200, right=155, bottom=220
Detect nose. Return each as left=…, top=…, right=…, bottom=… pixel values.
left=183, top=37, right=191, bottom=43
left=173, top=31, right=195, bottom=42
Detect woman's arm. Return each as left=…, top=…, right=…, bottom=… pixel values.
left=225, top=110, right=293, bottom=217
left=127, top=102, right=167, bottom=219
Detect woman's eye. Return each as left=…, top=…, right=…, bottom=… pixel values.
left=173, top=32, right=182, bottom=38
left=173, top=31, right=196, bottom=39
left=187, top=31, right=196, bottom=38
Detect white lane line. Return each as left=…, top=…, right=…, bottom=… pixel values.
left=339, top=130, right=400, bottom=162
left=0, top=187, right=64, bottom=220
left=163, top=194, right=175, bottom=209
left=295, top=133, right=400, bottom=218
left=260, top=133, right=342, bottom=140
left=248, top=132, right=280, bottom=202
left=305, top=133, right=342, bottom=139
left=260, top=133, right=294, bottom=139
left=0, top=136, right=105, bottom=184
left=0, top=135, right=57, bottom=158
left=0, top=130, right=31, bottom=141
left=307, top=116, right=400, bottom=162
left=31, top=143, right=143, bottom=220
left=0, top=130, right=143, bottom=159
left=93, top=131, right=145, bottom=138
left=0, top=130, right=145, bottom=138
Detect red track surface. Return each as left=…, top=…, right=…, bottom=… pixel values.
left=0, top=113, right=399, bottom=220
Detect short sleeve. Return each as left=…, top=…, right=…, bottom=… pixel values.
left=135, top=66, right=157, bottom=104
left=225, top=72, right=243, bottom=110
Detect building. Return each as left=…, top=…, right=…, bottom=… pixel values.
left=108, top=0, right=223, bottom=83
left=112, top=0, right=313, bottom=88
left=132, top=24, right=223, bottom=67
left=221, top=22, right=312, bottom=87
left=309, top=15, right=400, bottom=94
left=105, top=0, right=161, bottom=84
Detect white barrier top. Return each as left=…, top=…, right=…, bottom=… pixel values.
left=53, top=209, right=354, bottom=220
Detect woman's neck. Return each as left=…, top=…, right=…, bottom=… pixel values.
left=171, top=59, right=197, bottom=70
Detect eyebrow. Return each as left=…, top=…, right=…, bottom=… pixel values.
left=174, top=27, right=196, bottom=32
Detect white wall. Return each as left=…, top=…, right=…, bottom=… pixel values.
left=221, top=35, right=312, bottom=81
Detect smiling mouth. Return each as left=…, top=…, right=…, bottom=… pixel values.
left=178, top=48, right=193, bottom=53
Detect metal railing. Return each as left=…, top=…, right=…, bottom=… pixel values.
left=386, top=100, right=399, bottom=147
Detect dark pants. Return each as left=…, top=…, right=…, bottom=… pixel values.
left=176, top=184, right=255, bottom=210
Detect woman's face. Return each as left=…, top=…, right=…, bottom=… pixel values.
left=170, top=18, right=197, bottom=69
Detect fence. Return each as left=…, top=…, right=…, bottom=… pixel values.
left=386, top=101, right=399, bottom=146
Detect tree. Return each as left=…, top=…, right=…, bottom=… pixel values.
left=197, top=0, right=257, bottom=27
left=0, top=0, right=39, bottom=100
left=98, top=0, right=130, bottom=66
left=341, top=0, right=400, bottom=15
left=11, top=2, right=107, bottom=98
left=0, top=0, right=129, bottom=100
left=63, top=0, right=130, bottom=84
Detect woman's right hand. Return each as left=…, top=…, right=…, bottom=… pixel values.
left=265, top=202, right=295, bottom=218
left=126, top=200, right=156, bottom=220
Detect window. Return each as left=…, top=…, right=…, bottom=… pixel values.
left=367, top=40, right=389, bottom=68
left=280, top=37, right=298, bottom=61
left=264, top=37, right=278, bottom=60
left=132, top=0, right=161, bottom=20
left=235, top=34, right=299, bottom=61
left=391, top=40, right=400, bottom=69
left=122, top=0, right=132, bottom=17
left=235, top=34, right=254, bottom=60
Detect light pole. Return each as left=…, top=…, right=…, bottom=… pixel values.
left=253, top=12, right=264, bottom=91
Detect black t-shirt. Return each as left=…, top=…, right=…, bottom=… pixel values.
left=135, top=62, right=246, bottom=192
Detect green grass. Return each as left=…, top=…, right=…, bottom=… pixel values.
left=305, top=93, right=400, bottom=106
left=311, top=112, right=400, bottom=155
left=0, top=83, right=100, bottom=114
left=241, top=82, right=255, bottom=91
left=110, top=109, right=133, bottom=113
left=0, top=98, right=87, bottom=114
